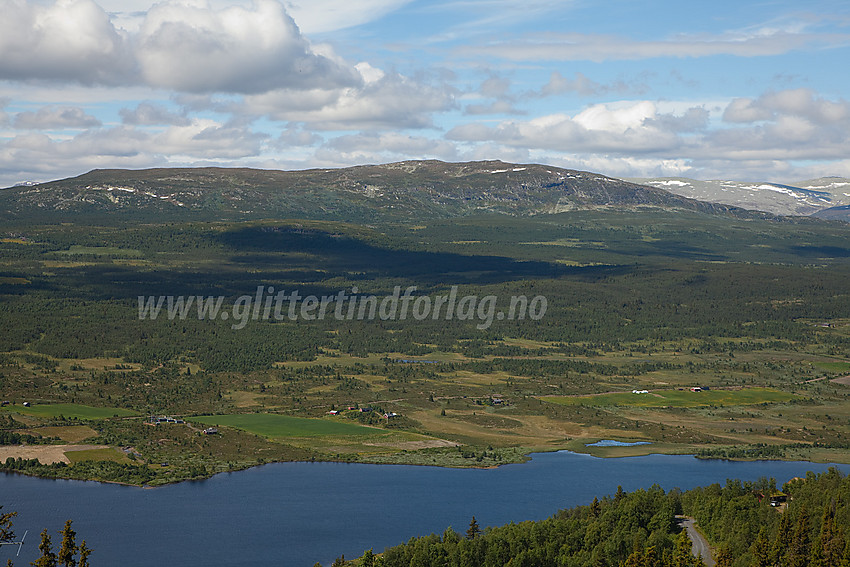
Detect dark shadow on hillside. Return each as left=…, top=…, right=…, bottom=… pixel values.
left=213, top=226, right=634, bottom=284
left=3, top=232, right=636, bottom=301
left=788, top=245, right=850, bottom=258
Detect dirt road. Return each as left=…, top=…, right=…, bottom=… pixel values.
left=676, top=516, right=715, bottom=566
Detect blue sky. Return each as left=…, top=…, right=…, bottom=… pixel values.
left=0, top=0, right=848, bottom=187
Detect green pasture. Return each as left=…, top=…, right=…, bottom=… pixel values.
left=192, top=413, right=384, bottom=439
left=2, top=403, right=137, bottom=419
left=813, top=361, right=850, bottom=373
left=542, top=387, right=797, bottom=408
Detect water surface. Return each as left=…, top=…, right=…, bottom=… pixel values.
left=2, top=452, right=846, bottom=567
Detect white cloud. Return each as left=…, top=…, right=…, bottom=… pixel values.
left=722, top=97, right=774, bottom=123
left=14, top=106, right=102, bottom=129
left=274, top=125, right=322, bottom=147
left=284, top=0, right=413, bottom=33
left=539, top=71, right=601, bottom=97
left=0, top=98, right=9, bottom=126
left=723, top=89, right=850, bottom=124
left=0, top=119, right=268, bottom=185
left=0, top=0, right=360, bottom=94
left=459, top=30, right=850, bottom=62
left=136, top=0, right=358, bottom=93
left=324, top=131, right=458, bottom=158
left=444, top=90, right=850, bottom=172
left=464, top=100, right=525, bottom=115
left=151, top=120, right=268, bottom=159
left=0, top=0, right=132, bottom=84
left=119, top=102, right=190, bottom=126
left=245, top=67, right=455, bottom=130
left=548, top=154, right=694, bottom=179
left=448, top=101, right=689, bottom=154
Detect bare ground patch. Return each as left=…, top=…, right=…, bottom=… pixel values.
left=29, top=425, right=99, bottom=443
left=830, top=376, right=850, bottom=385
left=0, top=444, right=110, bottom=464
left=364, top=439, right=459, bottom=450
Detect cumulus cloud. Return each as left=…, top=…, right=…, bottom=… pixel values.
left=14, top=106, right=102, bottom=129
left=0, top=119, right=269, bottom=185
left=448, top=101, right=691, bottom=154
left=325, top=131, right=458, bottom=157
left=462, top=74, right=525, bottom=115
left=0, top=98, right=9, bottom=126
left=0, top=0, right=359, bottom=94
left=151, top=120, right=268, bottom=159
left=136, top=0, right=358, bottom=93
left=442, top=90, right=850, bottom=179
left=119, top=102, right=189, bottom=126
left=644, top=107, right=710, bottom=133
left=245, top=64, right=456, bottom=130
left=274, top=126, right=323, bottom=147
left=539, top=71, right=602, bottom=96
left=313, top=132, right=459, bottom=167
left=723, top=88, right=850, bottom=124
left=0, top=0, right=132, bottom=84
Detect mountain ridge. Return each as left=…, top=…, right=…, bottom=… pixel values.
left=628, top=176, right=850, bottom=217
left=0, top=160, right=761, bottom=224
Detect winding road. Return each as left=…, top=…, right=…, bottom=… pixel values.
left=676, top=516, right=716, bottom=566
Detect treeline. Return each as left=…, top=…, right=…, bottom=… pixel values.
left=1, top=457, right=157, bottom=485
left=340, top=485, right=688, bottom=567
left=0, top=430, right=45, bottom=445
left=338, top=469, right=850, bottom=567
left=697, top=443, right=850, bottom=461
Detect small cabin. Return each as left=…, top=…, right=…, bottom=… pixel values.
left=203, top=427, right=219, bottom=435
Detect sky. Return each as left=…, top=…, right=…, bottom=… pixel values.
left=1, top=0, right=849, bottom=187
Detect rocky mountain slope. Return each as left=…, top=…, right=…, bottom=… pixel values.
left=0, top=160, right=753, bottom=224
left=628, top=176, right=850, bottom=217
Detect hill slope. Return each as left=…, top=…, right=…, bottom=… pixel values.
left=628, top=176, right=850, bottom=217
left=0, top=160, right=753, bottom=223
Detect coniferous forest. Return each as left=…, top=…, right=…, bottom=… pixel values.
left=338, top=468, right=850, bottom=567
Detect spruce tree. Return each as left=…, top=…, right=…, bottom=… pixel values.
left=788, top=506, right=810, bottom=567
left=466, top=516, right=481, bottom=540
left=57, top=521, right=77, bottom=567
left=750, top=527, right=771, bottom=567
left=32, top=529, right=57, bottom=567
left=672, top=530, right=693, bottom=567
left=714, top=547, right=733, bottom=567
left=590, top=497, right=601, bottom=518
left=0, top=507, right=16, bottom=544
left=77, top=542, right=91, bottom=567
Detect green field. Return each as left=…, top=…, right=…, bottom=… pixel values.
left=813, top=361, right=850, bottom=373
left=192, top=413, right=386, bottom=439
left=542, top=388, right=797, bottom=408
left=1, top=403, right=137, bottom=419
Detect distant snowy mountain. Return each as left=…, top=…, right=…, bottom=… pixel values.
left=626, top=177, right=850, bottom=217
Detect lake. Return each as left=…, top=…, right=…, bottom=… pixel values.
left=2, top=452, right=848, bottom=566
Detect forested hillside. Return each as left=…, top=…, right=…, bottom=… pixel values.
left=338, top=469, right=850, bottom=567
